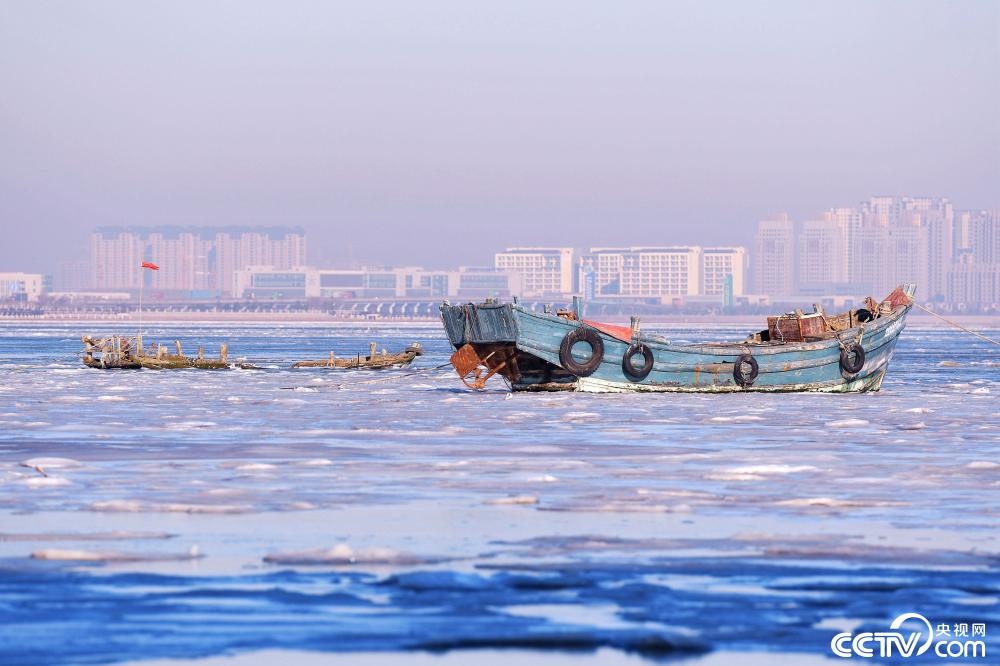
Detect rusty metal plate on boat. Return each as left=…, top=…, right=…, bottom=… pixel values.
left=450, top=344, right=483, bottom=378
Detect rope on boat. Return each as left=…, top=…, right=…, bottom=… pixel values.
left=5, top=352, right=85, bottom=371
left=280, top=362, right=454, bottom=391
left=908, top=299, right=1000, bottom=347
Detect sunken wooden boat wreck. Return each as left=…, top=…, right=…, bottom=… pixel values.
left=82, top=336, right=249, bottom=370
left=440, top=285, right=915, bottom=393
left=291, top=342, right=422, bottom=369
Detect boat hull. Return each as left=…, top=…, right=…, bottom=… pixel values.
left=441, top=286, right=914, bottom=393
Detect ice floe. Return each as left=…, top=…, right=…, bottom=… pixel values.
left=30, top=546, right=202, bottom=562
left=262, top=544, right=444, bottom=565
left=826, top=418, right=870, bottom=428
left=486, top=495, right=539, bottom=505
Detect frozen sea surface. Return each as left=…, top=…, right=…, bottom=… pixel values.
left=0, top=321, right=997, bottom=665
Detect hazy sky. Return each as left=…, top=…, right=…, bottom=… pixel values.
left=1, top=1, right=998, bottom=272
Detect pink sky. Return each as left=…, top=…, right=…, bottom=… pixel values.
left=1, top=1, right=997, bottom=272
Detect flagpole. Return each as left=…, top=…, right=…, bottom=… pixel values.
left=138, top=263, right=143, bottom=354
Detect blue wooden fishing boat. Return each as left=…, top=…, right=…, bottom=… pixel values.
left=440, top=285, right=916, bottom=393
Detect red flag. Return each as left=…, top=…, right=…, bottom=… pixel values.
left=141, top=261, right=160, bottom=271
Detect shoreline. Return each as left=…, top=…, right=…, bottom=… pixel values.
left=0, top=311, right=998, bottom=327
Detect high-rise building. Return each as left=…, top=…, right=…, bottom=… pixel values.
left=54, top=260, right=91, bottom=291
left=855, top=197, right=952, bottom=299
left=752, top=214, right=794, bottom=297
left=90, top=226, right=306, bottom=296
left=146, top=231, right=215, bottom=292
left=91, top=228, right=145, bottom=290
left=798, top=219, right=847, bottom=287
left=852, top=221, right=929, bottom=298
left=824, top=207, right=860, bottom=278
left=903, top=198, right=952, bottom=301
left=947, top=255, right=1000, bottom=307
left=214, top=229, right=307, bottom=295
left=947, top=209, right=1000, bottom=307
left=494, top=248, right=574, bottom=297
left=701, top=247, right=746, bottom=296
left=968, top=210, right=1000, bottom=264
left=860, top=196, right=904, bottom=223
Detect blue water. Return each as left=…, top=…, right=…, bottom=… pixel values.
left=0, top=321, right=997, bottom=665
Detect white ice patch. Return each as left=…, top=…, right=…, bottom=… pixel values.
left=90, top=500, right=251, bottom=514
left=706, top=472, right=765, bottom=481
left=31, top=546, right=202, bottom=562
left=21, top=476, right=72, bottom=487
left=167, top=421, right=218, bottom=430
left=486, top=495, right=539, bottom=505
left=512, top=446, right=565, bottom=454
left=728, top=465, right=817, bottom=475
left=21, top=457, right=83, bottom=469
left=563, top=412, right=601, bottom=422
left=707, top=464, right=817, bottom=482
left=776, top=497, right=909, bottom=508
left=262, top=544, right=437, bottom=565
left=826, top=418, right=870, bottom=428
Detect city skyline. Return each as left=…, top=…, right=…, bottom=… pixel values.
left=2, top=190, right=995, bottom=308
left=4, top=189, right=1000, bottom=276
left=11, top=189, right=1000, bottom=270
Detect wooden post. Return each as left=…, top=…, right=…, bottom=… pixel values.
left=158, top=344, right=166, bottom=360
left=220, top=343, right=228, bottom=363
left=328, top=351, right=335, bottom=367
left=369, top=342, right=377, bottom=360
left=175, top=340, right=183, bottom=357
left=136, top=335, right=143, bottom=357
left=197, top=346, right=205, bottom=361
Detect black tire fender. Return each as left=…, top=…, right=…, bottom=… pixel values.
left=840, top=342, right=865, bottom=376
left=558, top=326, right=604, bottom=377
left=733, top=353, right=759, bottom=388
left=622, top=343, right=654, bottom=381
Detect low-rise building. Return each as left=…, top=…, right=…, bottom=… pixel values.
left=0, top=272, right=44, bottom=302
left=701, top=247, right=747, bottom=297
left=580, top=246, right=743, bottom=300
left=233, top=266, right=520, bottom=300
left=494, top=248, right=574, bottom=297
